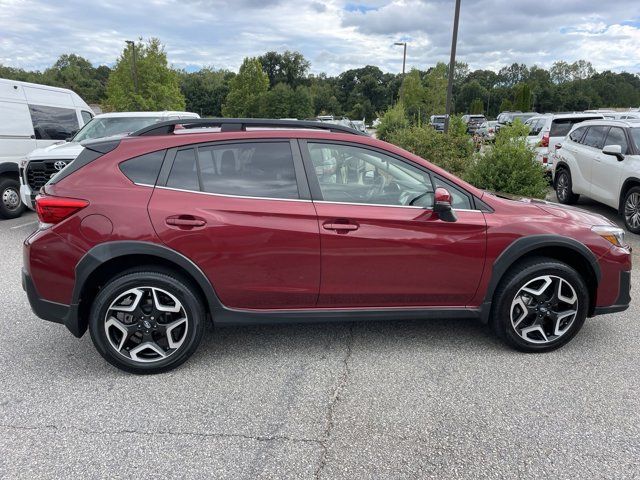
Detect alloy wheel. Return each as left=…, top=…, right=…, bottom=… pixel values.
left=510, top=275, right=578, bottom=344
left=2, top=187, right=20, bottom=211
left=104, top=286, right=189, bottom=363
left=556, top=172, right=568, bottom=202
left=624, top=192, right=640, bottom=230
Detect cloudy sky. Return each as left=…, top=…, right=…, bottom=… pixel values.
left=1, top=0, right=639, bottom=75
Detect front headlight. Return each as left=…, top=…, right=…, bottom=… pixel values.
left=591, top=225, right=626, bottom=248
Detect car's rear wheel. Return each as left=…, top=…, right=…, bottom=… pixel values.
left=622, top=186, right=640, bottom=234
left=554, top=168, right=579, bottom=205
left=491, top=257, right=589, bottom=352
left=89, top=269, right=205, bottom=374
left=0, top=177, right=26, bottom=219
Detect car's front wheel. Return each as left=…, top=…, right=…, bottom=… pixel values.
left=0, top=177, right=26, bottom=219
left=491, top=257, right=589, bottom=352
left=89, top=269, right=205, bottom=374
left=622, top=186, right=640, bottom=234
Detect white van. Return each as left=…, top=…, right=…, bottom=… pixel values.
left=20, top=111, right=200, bottom=209
left=0, top=78, right=93, bottom=218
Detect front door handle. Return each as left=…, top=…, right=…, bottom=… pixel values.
left=323, top=222, right=359, bottom=231
left=166, top=216, right=206, bottom=228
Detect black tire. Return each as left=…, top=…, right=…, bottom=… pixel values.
left=554, top=168, right=579, bottom=205
left=490, top=257, right=589, bottom=353
left=0, top=177, right=26, bottom=219
left=622, top=186, right=640, bottom=234
left=89, top=268, right=205, bottom=374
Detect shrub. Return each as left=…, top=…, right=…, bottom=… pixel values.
left=387, top=123, right=474, bottom=178
left=376, top=102, right=409, bottom=141
left=464, top=121, right=548, bottom=198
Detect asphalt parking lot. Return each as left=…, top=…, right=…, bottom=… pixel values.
left=1, top=201, right=639, bottom=479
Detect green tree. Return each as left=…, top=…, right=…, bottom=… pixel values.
left=258, top=51, right=310, bottom=88
left=179, top=68, right=234, bottom=116
left=399, top=69, right=426, bottom=124
left=43, top=54, right=109, bottom=104
left=376, top=103, right=409, bottom=142
left=106, top=38, right=185, bottom=111
left=222, top=57, right=269, bottom=117
left=513, top=83, right=532, bottom=111
left=470, top=98, right=484, bottom=114
left=499, top=98, right=514, bottom=112
left=424, top=63, right=447, bottom=117
left=465, top=121, right=548, bottom=198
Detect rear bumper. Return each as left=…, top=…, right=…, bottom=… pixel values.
left=593, top=270, right=631, bottom=316
left=22, top=268, right=82, bottom=337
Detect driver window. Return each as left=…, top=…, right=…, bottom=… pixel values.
left=307, top=143, right=434, bottom=208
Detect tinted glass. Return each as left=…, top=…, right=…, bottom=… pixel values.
left=198, top=142, right=298, bottom=199
left=29, top=104, right=79, bottom=140
left=308, top=143, right=434, bottom=208
left=81, top=110, right=93, bottom=124
left=582, top=126, right=609, bottom=149
left=167, top=148, right=199, bottom=191
left=549, top=117, right=601, bottom=137
left=630, top=128, right=640, bottom=151
left=119, top=150, right=166, bottom=185
left=434, top=178, right=472, bottom=209
left=604, top=127, right=628, bottom=155
left=569, top=126, right=587, bottom=143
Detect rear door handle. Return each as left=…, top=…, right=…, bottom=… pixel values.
left=323, top=223, right=359, bottom=231
left=166, top=216, right=206, bottom=228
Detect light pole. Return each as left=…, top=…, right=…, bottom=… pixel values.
left=125, top=40, right=139, bottom=95
left=394, top=42, right=407, bottom=75
left=444, top=0, right=461, bottom=133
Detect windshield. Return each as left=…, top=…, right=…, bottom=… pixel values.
left=72, top=116, right=164, bottom=142
left=630, top=128, right=640, bottom=151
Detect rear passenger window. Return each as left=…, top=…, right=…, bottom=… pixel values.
left=197, top=142, right=298, bottom=199
left=120, top=150, right=166, bottom=185
left=28, top=104, right=79, bottom=140
left=528, top=119, right=544, bottom=136
left=604, top=127, right=628, bottom=155
left=167, top=148, right=199, bottom=191
left=569, top=126, right=587, bottom=143
left=582, top=126, right=609, bottom=149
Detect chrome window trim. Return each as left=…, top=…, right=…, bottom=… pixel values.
left=155, top=185, right=312, bottom=203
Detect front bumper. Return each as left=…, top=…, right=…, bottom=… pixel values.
left=593, top=270, right=631, bottom=315
left=22, top=268, right=82, bottom=337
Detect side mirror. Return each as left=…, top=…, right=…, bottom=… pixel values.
left=434, top=187, right=457, bottom=222
left=602, top=144, right=624, bottom=161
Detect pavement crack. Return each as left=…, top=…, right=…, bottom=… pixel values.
left=0, top=423, right=322, bottom=446
left=315, top=323, right=355, bottom=480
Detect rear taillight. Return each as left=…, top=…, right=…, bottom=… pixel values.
left=35, top=195, right=89, bottom=225
left=540, top=133, right=549, bottom=148
left=542, top=156, right=548, bottom=164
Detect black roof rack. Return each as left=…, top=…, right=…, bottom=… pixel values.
left=130, top=118, right=368, bottom=137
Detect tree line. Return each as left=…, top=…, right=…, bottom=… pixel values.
left=2, top=38, right=639, bottom=121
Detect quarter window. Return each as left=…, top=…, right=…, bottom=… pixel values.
left=120, top=150, right=166, bottom=185
left=582, top=126, right=609, bottom=150
left=81, top=110, right=93, bottom=124
left=307, top=143, right=435, bottom=208
left=28, top=104, right=79, bottom=140
left=604, top=127, right=628, bottom=155
left=434, top=178, right=472, bottom=209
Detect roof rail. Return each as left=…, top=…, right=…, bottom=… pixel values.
left=130, top=118, right=368, bottom=137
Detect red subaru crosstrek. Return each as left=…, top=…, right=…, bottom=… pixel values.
left=23, top=119, right=631, bottom=373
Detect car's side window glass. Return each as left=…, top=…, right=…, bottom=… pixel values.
left=120, top=150, right=166, bottom=185
left=569, top=126, right=586, bottom=143
left=529, top=119, right=542, bottom=136
left=582, top=126, right=609, bottom=150
left=197, top=142, right=299, bottom=199
left=167, top=148, right=199, bottom=191
left=81, top=110, right=94, bottom=124
left=307, top=143, right=434, bottom=208
left=434, top=178, right=472, bottom=209
left=28, top=104, right=79, bottom=140
left=604, top=127, right=628, bottom=155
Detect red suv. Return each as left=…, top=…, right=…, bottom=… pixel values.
left=23, top=119, right=632, bottom=373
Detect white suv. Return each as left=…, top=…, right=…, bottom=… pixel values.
left=552, top=119, right=640, bottom=233
left=19, top=111, right=199, bottom=209
left=524, top=113, right=603, bottom=172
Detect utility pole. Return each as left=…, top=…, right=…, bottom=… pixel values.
left=394, top=42, right=407, bottom=75
left=125, top=40, right=139, bottom=95
left=444, top=0, right=461, bottom=133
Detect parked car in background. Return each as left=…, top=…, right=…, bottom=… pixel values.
left=0, top=78, right=93, bottom=218
left=495, top=112, right=538, bottom=133
left=23, top=118, right=630, bottom=373
left=429, top=115, right=447, bottom=132
left=553, top=118, right=640, bottom=233
left=462, top=114, right=486, bottom=134
left=477, top=120, right=498, bottom=141
left=524, top=113, right=603, bottom=173
left=606, top=112, right=640, bottom=120
left=351, top=120, right=368, bottom=134
left=19, top=111, right=200, bottom=210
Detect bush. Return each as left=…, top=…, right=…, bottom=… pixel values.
left=386, top=123, right=474, bottom=178
left=376, top=102, right=409, bottom=141
left=464, top=121, right=548, bottom=198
